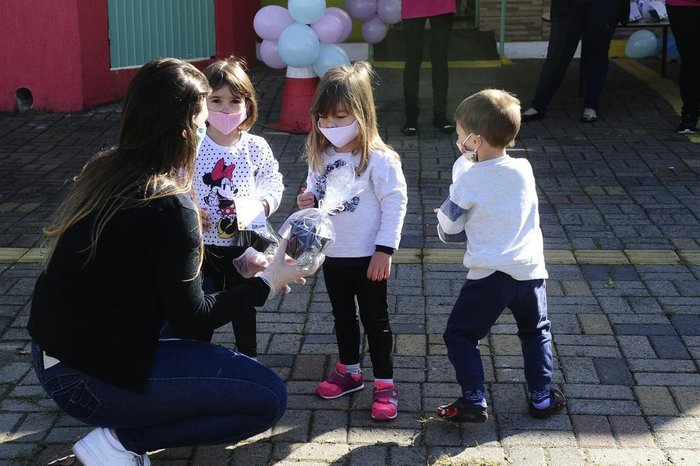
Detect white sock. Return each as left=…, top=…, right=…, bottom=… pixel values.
left=103, top=428, right=127, bottom=452
left=523, top=108, right=539, bottom=116
left=533, top=398, right=551, bottom=409
left=344, top=363, right=361, bottom=375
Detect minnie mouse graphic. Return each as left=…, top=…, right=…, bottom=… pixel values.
left=202, top=158, right=239, bottom=239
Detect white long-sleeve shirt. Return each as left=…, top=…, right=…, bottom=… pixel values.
left=437, top=154, right=548, bottom=280
left=194, top=132, right=284, bottom=246
left=305, top=148, right=408, bottom=258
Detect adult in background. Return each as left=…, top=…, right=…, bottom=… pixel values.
left=522, top=0, right=629, bottom=123
left=28, top=58, right=317, bottom=466
left=666, top=0, right=700, bottom=134
left=401, top=0, right=457, bottom=136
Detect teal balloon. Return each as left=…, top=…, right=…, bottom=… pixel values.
left=625, top=30, right=658, bottom=59
left=312, top=44, right=350, bottom=77
left=278, top=23, right=321, bottom=67
left=288, top=0, right=326, bottom=25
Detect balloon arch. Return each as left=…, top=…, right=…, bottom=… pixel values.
left=254, top=0, right=401, bottom=77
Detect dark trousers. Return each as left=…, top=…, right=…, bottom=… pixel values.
left=199, top=245, right=257, bottom=357
left=402, top=13, right=454, bottom=121
left=323, top=258, right=393, bottom=379
left=443, top=272, right=553, bottom=394
left=667, top=5, right=700, bottom=120
left=532, top=0, right=619, bottom=112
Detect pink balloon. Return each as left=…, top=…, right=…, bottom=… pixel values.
left=325, top=7, right=353, bottom=43
left=259, top=40, right=286, bottom=69
left=311, top=13, right=344, bottom=44
left=361, top=15, right=387, bottom=44
left=377, top=0, right=401, bottom=25
left=254, top=5, right=295, bottom=41
left=346, top=0, right=377, bottom=22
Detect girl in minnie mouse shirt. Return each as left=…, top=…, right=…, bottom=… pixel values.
left=192, top=57, right=284, bottom=358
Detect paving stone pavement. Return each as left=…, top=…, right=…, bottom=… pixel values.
left=0, top=57, right=699, bottom=465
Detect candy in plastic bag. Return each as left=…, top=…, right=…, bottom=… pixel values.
left=279, top=163, right=359, bottom=270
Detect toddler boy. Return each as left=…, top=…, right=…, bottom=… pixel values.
left=435, top=89, right=566, bottom=422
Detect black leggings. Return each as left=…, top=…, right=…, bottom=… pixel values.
left=198, top=245, right=257, bottom=357
left=323, top=258, right=393, bottom=379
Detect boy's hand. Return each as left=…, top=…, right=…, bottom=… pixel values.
left=367, top=251, right=392, bottom=281
left=297, top=191, right=315, bottom=210
left=200, top=208, right=212, bottom=230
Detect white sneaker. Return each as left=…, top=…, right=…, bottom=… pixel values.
left=73, top=428, right=151, bottom=466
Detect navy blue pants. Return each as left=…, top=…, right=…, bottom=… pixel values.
left=443, top=271, right=553, bottom=395
left=532, top=0, right=620, bottom=112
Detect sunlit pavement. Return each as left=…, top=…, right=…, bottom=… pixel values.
left=0, top=57, right=698, bottom=465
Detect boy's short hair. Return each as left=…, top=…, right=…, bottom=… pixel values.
left=454, top=89, right=521, bottom=148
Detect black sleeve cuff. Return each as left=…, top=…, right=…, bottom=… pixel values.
left=375, top=245, right=395, bottom=255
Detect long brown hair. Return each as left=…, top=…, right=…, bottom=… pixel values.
left=304, top=62, right=399, bottom=176
left=42, top=58, right=212, bottom=268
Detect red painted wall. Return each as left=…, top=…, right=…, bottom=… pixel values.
left=0, top=1, right=84, bottom=111
left=0, top=0, right=261, bottom=112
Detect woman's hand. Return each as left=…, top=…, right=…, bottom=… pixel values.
left=258, top=239, right=323, bottom=297
left=297, top=191, right=315, bottom=210
left=233, top=247, right=270, bottom=278
left=367, top=251, right=391, bottom=281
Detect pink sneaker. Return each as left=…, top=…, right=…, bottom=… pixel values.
left=316, top=363, right=364, bottom=399
left=371, top=382, right=398, bottom=420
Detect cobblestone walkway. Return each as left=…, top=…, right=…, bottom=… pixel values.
left=0, top=58, right=698, bottom=465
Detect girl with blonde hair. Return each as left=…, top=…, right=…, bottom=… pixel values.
left=297, top=62, right=408, bottom=421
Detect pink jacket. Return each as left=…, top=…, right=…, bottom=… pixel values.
left=666, top=0, right=700, bottom=6
left=401, top=0, right=457, bottom=19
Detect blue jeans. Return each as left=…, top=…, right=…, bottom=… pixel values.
left=443, top=271, right=553, bottom=395
left=31, top=339, right=286, bottom=454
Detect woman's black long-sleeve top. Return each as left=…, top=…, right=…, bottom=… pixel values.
left=28, top=192, right=270, bottom=392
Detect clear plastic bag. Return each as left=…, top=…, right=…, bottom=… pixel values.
left=278, top=163, right=359, bottom=270
left=231, top=179, right=281, bottom=255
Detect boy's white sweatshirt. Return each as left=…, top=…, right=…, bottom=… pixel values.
left=437, top=154, right=548, bottom=280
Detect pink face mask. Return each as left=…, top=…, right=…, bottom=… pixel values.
left=318, top=120, right=359, bottom=148
left=207, top=108, right=247, bottom=135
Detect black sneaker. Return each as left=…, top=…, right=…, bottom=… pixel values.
left=433, top=116, right=455, bottom=134
left=677, top=115, right=698, bottom=134
left=437, top=397, right=488, bottom=423
left=528, top=388, right=567, bottom=419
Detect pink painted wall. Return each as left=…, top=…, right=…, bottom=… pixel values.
left=0, top=0, right=261, bottom=112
